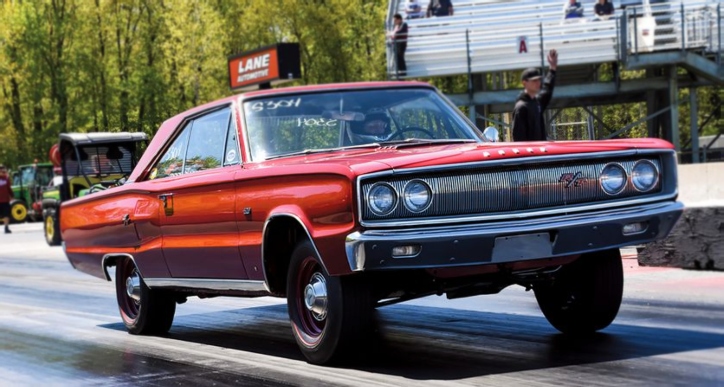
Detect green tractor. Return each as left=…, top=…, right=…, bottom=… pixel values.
left=42, top=132, right=148, bottom=246
left=9, top=162, right=56, bottom=223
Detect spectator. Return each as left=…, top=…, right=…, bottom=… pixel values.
left=0, top=164, right=13, bottom=234
left=512, top=50, right=558, bottom=142
left=563, top=0, right=584, bottom=19
left=427, top=0, right=453, bottom=17
left=388, top=13, right=409, bottom=77
left=594, top=0, right=615, bottom=20
left=405, top=0, right=425, bottom=19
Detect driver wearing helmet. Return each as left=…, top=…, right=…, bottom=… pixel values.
left=349, top=110, right=392, bottom=144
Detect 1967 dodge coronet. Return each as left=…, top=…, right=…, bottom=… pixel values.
left=60, top=81, right=683, bottom=365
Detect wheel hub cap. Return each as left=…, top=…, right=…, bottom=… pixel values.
left=125, top=270, right=141, bottom=302
left=303, top=272, right=328, bottom=321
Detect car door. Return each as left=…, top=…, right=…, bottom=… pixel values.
left=150, top=106, right=247, bottom=279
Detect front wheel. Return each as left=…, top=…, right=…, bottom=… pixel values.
left=44, top=209, right=62, bottom=246
left=115, top=257, right=176, bottom=335
left=534, top=248, right=623, bottom=335
left=9, top=200, right=27, bottom=223
left=287, top=240, right=374, bottom=365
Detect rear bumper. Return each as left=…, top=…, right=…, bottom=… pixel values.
left=345, top=201, right=683, bottom=271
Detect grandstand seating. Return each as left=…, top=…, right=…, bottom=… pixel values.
left=388, top=0, right=722, bottom=79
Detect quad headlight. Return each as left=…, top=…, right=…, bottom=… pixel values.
left=403, top=180, right=432, bottom=212
left=631, top=160, right=659, bottom=192
left=600, top=163, right=627, bottom=195
left=368, top=183, right=397, bottom=215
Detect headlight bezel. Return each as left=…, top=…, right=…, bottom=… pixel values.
left=367, top=182, right=398, bottom=216
left=402, top=179, right=433, bottom=213
left=631, top=159, right=659, bottom=192
left=600, top=162, right=628, bottom=195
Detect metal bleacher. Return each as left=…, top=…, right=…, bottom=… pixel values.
left=388, top=0, right=723, bottom=79
left=386, top=0, right=723, bottom=161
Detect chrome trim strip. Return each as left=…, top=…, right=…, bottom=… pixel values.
left=101, top=253, right=137, bottom=282
left=144, top=278, right=269, bottom=292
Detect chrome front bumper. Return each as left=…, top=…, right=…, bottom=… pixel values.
left=345, top=201, right=683, bottom=271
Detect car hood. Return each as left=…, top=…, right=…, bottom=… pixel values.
left=249, top=138, right=674, bottom=176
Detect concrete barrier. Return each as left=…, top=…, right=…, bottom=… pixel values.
left=638, top=162, right=724, bottom=270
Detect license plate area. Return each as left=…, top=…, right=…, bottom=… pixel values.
left=492, top=233, right=552, bottom=262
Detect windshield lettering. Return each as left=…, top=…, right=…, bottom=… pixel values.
left=297, top=117, right=338, bottom=127
left=250, top=97, right=302, bottom=112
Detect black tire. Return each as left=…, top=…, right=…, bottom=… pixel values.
left=44, top=208, right=62, bottom=246
left=115, top=257, right=176, bottom=335
left=9, top=200, right=27, bottom=224
left=286, top=240, right=374, bottom=365
left=534, top=248, right=623, bottom=335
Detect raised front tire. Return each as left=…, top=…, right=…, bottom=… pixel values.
left=534, top=248, right=623, bottom=335
left=44, top=209, right=62, bottom=246
left=287, top=240, right=374, bottom=365
left=9, top=200, right=27, bottom=223
left=115, top=257, right=176, bottom=335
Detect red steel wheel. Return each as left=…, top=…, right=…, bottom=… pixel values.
left=287, top=240, right=374, bottom=365
left=294, top=256, right=328, bottom=346
left=115, top=257, right=176, bottom=335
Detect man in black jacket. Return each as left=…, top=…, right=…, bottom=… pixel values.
left=512, top=49, right=558, bottom=141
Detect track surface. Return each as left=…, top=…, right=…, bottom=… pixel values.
left=1, top=223, right=723, bottom=386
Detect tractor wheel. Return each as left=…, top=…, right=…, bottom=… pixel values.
left=44, top=208, right=62, bottom=246
left=9, top=200, right=28, bottom=223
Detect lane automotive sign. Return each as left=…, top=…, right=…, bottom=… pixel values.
left=228, top=43, right=301, bottom=91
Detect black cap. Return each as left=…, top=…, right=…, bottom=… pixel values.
left=521, top=68, right=542, bottom=81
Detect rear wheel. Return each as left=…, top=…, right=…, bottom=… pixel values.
left=287, top=240, right=374, bottom=365
left=44, top=208, right=61, bottom=246
left=9, top=200, right=27, bottom=223
left=534, top=249, right=624, bottom=335
left=115, top=257, right=176, bottom=335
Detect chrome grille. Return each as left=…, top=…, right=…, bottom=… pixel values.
left=361, top=157, right=662, bottom=221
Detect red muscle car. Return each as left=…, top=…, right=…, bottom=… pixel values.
left=61, top=81, right=683, bottom=365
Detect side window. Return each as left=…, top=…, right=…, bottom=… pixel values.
left=224, top=113, right=240, bottom=166
left=150, top=126, right=191, bottom=180
left=184, top=108, right=230, bottom=174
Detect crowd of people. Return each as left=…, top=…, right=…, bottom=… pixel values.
left=403, top=0, right=615, bottom=22
left=404, top=0, right=454, bottom=20
left=565, top=0, right=616, bottom=21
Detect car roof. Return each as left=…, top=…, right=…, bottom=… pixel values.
left=59, top=132, right=149, bottom=146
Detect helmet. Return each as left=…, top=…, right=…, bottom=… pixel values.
left=348, top=110, right=392, bottom=144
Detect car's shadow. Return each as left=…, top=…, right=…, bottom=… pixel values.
left=101, top=302, right=724, bottom=381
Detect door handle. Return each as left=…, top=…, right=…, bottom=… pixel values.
left=122, top=214, right=132, bottom=226
left=158, top=193, right=174, bottom=216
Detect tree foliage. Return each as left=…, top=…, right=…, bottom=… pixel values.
left=0, top=0, right=387, bottom=167
left=0, top=0, right=720, bottom=168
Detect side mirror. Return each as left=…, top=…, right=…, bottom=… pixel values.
left=483, top=126, right=499, bottom=142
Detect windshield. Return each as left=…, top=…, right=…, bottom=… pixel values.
left=17, top=166, right=52, bottom=186
left=243, top=88, right=483, bottom=161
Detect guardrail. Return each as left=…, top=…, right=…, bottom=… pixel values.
left=388, top=0, right=723, bottom=79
